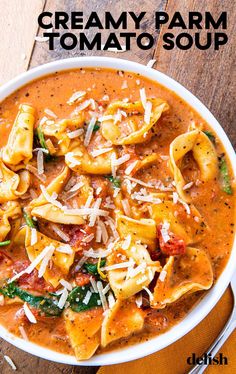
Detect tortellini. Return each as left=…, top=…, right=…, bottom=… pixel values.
left=65, top=145, right=117, bottom=175
left=169, top=129, right=218, bottom=202
left=151, top=201, right=209, bottom=244
left=0, top=160, right=30, bottom=203
left=2, top=104, right=35, bottom=169
left=31, top=204, right=84, bottom=225
left=101, top=298, right=144, bottom=347
left=0, top=201, right=22, bottom=242
left=40, top=116, right=85, bottom=156
left=29, top=166, right=85, bottom=224
left=101, top=99, right=169, bottom=145
left=117, top=214, right=157, bottom=250
left=151, top=247, right=213, bottom=309
left=25, top=227, right=75, bottom=287
left=107, top=241, right=161, bottom=299
left=64, top=308, right=103, bottom=360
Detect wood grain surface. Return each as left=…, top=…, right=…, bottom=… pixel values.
left=0, top=0, right=235, bottom=373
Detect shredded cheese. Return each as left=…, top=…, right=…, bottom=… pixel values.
left=23, top=302, right=37, bottom=323
left=67, top=91, right=86, bottom=105
left=140, top=88, right=147, bottom=109
left=30, top=228, right=37, bottom=246
left=144, top=101, right=152, bottom=125
left=37, top=149, right=44, bottom=175
left=4, top=355, right=17, bottom=371
left=125, top=160, right=138, bottom=175
left=67, top=128, right=84, bottom=139
left=84, top=117, right=97, bottom=146
left=142, top=286, right=154, bottom=301
left=91, top=147, right=113, bottom=158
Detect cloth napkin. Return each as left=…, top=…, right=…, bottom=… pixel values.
left=98, top=287, right=236, bottom=374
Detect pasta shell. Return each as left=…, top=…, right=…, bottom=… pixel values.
left=0, top=201, right=22, bottom=241
left=108, top=241, right=161, bottom=299
left=64, top=307, right=103, bottom=360
left=0, top=160, right=30, bottom=203
left=31, top=203, right=84, bottom=225
left=101, top=99, right=169, bottom=145
left=151, top=201, right=209, bottom=245
left=151, top=247, right=213, bottom=309
left=25, top=227, right=75, bottom=287
left=40, top=117, right=84, bottom=156
left=117, top=214, right=157, bottom=250
left=169, top=130, right=218, bottom=202
left=101, top=298, right=144, bottom=347
left=65, top=145, right=117, bottom=175
left=2, top=104, right=35, bottom=169
left=29, top=166, right=70, bottom=209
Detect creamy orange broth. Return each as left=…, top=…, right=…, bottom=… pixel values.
left=0, top=68, right=234, bottom=358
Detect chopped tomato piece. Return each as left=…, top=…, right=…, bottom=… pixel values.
left=158, top=225, right=186, bottom=256
left=75, top=273, right=92, bottom=287
left=62, top=224, right=95, bottom=250
left=13, top=261, right=54, bottom=292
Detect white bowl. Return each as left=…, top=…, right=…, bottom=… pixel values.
left=0, top=57, right=235, bottom=366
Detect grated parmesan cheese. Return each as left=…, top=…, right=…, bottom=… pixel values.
left=40, top=185, right=63, bottom=209
left=160, top=221, right=170, bottom=243
left=144, top=101, right=152, bottom=124
left=60, top=279, right=72, bottom=291
left=67, top=91, right=86, bottom=105
left=121, top=199, right=131, bottom=216
left=91, top=147, right=113, bottom=158
left=37, top=149, right=44, bottom=175
left=125, top=160, right=138, bottom=175
left=139, top=88, right=147, bottom=109
left=38, top=245, right=55, bottom=277
left=108, top=292, right=116, bottom=308
left=44, top=108, right=57, bottom=118
left=142, top=286, right=154, bottom=301
left=135, top=294, right=143, bottom=308
left=159, top=270, right=167, bottom=282
left=96, top=281, right=108, bottom=310
left=83, top=290, right=92, bottom=305
left=4, top=355, right=17, bottom=371
left=84, top=117, right=97, bottom=146
left=67, top=128, right=84, bottom=139
left=51, top=224, right=70, bottom=242
left=23, top=302, right=37, bottom=323
left=56, top=244, right=73, bottom=254
left=30, top=228, right=38, bottom=246
left=58, top=288, right=68, bottom=309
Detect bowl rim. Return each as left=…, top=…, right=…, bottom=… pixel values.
left=0, top=56, right=235, bottom=366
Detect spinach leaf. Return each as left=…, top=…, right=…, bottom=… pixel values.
left=84, top=259, right=106, bottom=275
left=219, top=157, right=233, bottom=195
left=93, top=121, right=101, bottom=132
left=23, top=210, right=37, bottom=229
left=0, top=240, right=10, bottom=247
left=67, top=285, right=101, bottom=312
left=0, top=282, right=62, bottom=316
left=203, top=130, right=215, bottom=144
left=104, top=175, right=121, bottom=188
left=35, top=126, right=53, bottom=162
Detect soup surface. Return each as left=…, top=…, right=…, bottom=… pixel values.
left=0, top=68, right=234, bottom=360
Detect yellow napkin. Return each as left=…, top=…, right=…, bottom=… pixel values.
left=98, top=288, right=236, bottom=374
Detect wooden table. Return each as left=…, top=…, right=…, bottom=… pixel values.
left=0, top=0, right=235, bottom=373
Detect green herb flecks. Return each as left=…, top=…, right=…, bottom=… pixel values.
left=219, top=157, right=233, bottom=195
left=203, top=130, right=216, bottom=144
left=105, top=175, right=121, bottom=188
left=0, top=282, right=62, bottom=316
left=23, top=210, right=37, bottom=229
left=36, top=126, right=53, bottom=162
left=83, top=259, right=106, bottom=275
left=0, top=240, right=11, bottom=247
left=67, top=285, right=101, bottom=312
